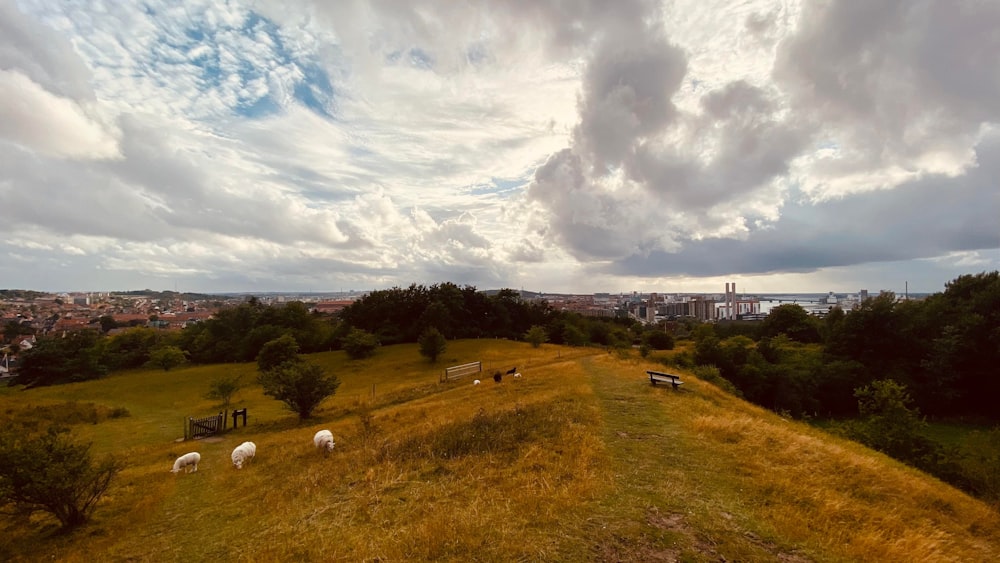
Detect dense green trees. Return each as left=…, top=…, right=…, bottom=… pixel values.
left=760, top=304, right=821, bottom=343
left=15, top=331, right=107, bottom=387
left=687, top=271, right=1000, bottom=420
left=339, top=284, right=554, bottom=344
left=176, top=300, right=336, bottom=364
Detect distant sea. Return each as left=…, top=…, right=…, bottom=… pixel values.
left=753, top=292, right=930, bottom=315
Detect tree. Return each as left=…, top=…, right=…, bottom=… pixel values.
left=0, top=427, right=124, bottom=530
left=761, top=304, right=821, bottom=343
left=848, top=379, right=931, bottom=462
left=524, top=325, right=548, bottom=348
left=644, top=330, right=674, bottom=350
left=98, top=315, right=119, bottom=333
left=146, top=346, right=187, bottom=371
left=205, top=373, right=243, bottom=407
left=563, top=324, right=587, bottom=347
left=342, top=328, right=379, bottom=360
left=15, top=331, right=107, bottom=387
left=418, top=327, right=447, bottom=363
left=258, top=361, right=341, bottom=419
left=256, top=334, right=299, bottom=373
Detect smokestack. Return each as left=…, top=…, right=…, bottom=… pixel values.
left=725, top=283, right=730, bottom=321
left=732, top=282, right=737, bottom=319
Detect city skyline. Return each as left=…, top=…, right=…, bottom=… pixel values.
left=1, top=1, right=998, bottom=295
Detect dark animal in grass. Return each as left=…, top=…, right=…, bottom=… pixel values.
left=505, top=367, right=517, bottom=376
left=493, top=371, right=502, bottom=383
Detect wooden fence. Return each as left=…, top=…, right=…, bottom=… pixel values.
left=442, top=361, right=482, bottom=382
left=185, top=411, right=225, bottom=440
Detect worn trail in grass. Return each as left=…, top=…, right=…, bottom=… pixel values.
left=581, top=356, right=807, bottom=562
left=583, top=354, right=1000, bottom=563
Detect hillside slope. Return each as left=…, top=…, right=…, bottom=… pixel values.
left=1, top=341, right=997, bottom=562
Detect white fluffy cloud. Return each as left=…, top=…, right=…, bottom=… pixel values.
left=0, top=0, right=996, bottom=294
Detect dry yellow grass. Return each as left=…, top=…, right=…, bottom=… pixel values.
left=1, top=341, right=997, bottom=562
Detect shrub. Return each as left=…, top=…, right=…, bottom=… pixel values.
left=256, top=335, right=299, bottom=373
left=205, top=373, right=243, bottom=407
left=0, top=427, right=125, bottom=530
left=524, top=325, right=548, bottom=348
left=146, top=346, right=187, bottom=371
left=692, top=365, right=742, bottom=397
left=342, top=328, right=379, bottom=360
left=645, top=331, right=675, bottom=350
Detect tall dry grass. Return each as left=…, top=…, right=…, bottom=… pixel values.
left=0, top=341, right=997, bottom=562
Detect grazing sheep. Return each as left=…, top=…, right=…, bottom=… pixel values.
left=493, top=371, right=502, bottom=383
left=313, top=429, right=335, bottom=453
left=171, top=452, right=201, bottom=473
left=513, top=372, right=522, bottom=378
left=231, top=441, right=256, bottom=469
left=473, top=379, right=481, bottom=385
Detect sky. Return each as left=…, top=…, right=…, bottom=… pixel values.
left=1, top=0, right=998, bottom=295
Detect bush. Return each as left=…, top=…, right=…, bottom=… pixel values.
left=205, top=373, right=243, bottom=407
left=342, top=328, right=380, bottom=360
left=644, top=331, right=675, bottom=350
left=256, top=335, right=299, bottom=373
left=0, top=427, right=124, bottom=530
left=692, top=365, right=742, bottom=397
left=146, top=346, right=187, bottom=371
left=524, top=325, right=548, bottom=348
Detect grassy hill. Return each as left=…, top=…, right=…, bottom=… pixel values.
left=1, top=340, right=998, bottom=562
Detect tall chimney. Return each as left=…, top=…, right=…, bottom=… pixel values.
left=732, top=282, right=737, bottom=319
left=724, top=283, right=730, bottom=321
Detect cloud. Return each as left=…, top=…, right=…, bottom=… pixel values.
left=606, top=131, right=1000, bottom=278
left=0, top=69, right=121, bottom=159
left=0, top=0, right=996, bottom=294
left=774, top=0, right=1000, bottom=198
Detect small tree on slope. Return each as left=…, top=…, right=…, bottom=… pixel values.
left=258, top=360, right=341, bottom=420
left=418, top=327, right=447, bottom=363
left=0, top=427, right=124, bottom=530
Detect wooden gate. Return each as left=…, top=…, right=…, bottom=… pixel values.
left=185, top=412, right=225, bottom=440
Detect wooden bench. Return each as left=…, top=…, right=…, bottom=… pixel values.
left=647, top=370, right=684, bottom=390
left=442, top=361, right=482, bottom=382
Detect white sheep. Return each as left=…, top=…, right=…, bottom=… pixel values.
left=171, top=452, right=201, bottom=473
left=313, top=429, right=335, bottom=453
left=473, top=379, right=481, bottom=385
left=513, top=372, right=522, bottom=378
left=231, top=441, right=256, bottom=469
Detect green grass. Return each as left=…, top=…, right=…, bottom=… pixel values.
left=1, top=341, right=998, bottom=562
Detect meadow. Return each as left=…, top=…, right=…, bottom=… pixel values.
left=1, top=340, right=998, bottom=562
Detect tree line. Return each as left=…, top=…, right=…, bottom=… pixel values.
left=684, top=271, right=999, bottom=420
left=10, top=282, right=674, bottom=387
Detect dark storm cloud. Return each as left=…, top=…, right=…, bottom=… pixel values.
left=606, top=132, right=1000, bottom=278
